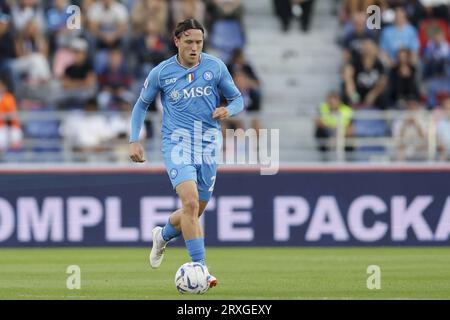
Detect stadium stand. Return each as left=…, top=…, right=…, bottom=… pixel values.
left=0, top=0, right=449, bottom=163
left=335, top=0, right=450, bottom=161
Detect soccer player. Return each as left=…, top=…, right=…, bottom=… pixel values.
left=128, top=19, right=244, bottom=289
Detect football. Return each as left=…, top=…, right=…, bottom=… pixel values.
left=174, top=262, right=209, bottom=294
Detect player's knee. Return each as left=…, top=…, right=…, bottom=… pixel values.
left=182, top=198, right=199, bottom=217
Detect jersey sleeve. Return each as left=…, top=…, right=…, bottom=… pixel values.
left=129, top=67, right=160, bottom=143
left=218, top=60, right=241, bottom=101
left=217, top=60, right=244, bottom=117
left=139, top=67, right=160, bottom=104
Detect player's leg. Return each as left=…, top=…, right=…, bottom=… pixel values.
left=151, top=209, right=199, bottom=269
left=160, top=208, right=182, bottom=241
left=178, top=180, right=218, bottom=288
left=175, top=180, right=205, bottom=263
left=196, top=163, right=219, bottom=287
left=153, top=202, right=207, bottom=268
left=166, top=201, right=208, bottom=232
left=150, top=161, right=197, bottom=269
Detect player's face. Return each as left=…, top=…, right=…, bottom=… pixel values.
left=175, top=29, right=204, bottom=67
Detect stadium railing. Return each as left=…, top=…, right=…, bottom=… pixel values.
left=0, top=109, right=445, bottom=163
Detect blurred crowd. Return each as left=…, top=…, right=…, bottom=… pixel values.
left=3, top=0, right=450, bottom=163
left=0, top=0, right=263, bottom=161
left=315, top=0, right=450, bottom=161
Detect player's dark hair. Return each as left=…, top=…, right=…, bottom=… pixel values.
left=174, top=19, right=205, bottom=38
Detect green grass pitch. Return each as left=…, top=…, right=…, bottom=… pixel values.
left=1, top=247, right=449, bottom=299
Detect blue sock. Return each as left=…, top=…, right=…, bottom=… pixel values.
left=161, top=219, right=181, bottom=242
left=185, top=238, right=205, bottom=265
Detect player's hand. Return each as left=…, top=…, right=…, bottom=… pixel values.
left=212, top=107, right=229, bottom=120
left=129, top=142, right=146, bottom=163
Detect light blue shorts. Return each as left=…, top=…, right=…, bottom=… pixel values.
left=163, top=151, right=218, bottom=202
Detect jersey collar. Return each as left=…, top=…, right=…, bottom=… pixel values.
left=175, top=53, right=203, bottom=70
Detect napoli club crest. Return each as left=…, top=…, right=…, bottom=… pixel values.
left=203, top=71, right=213, bottom=81
left=170, top=168, right=178, bottom=179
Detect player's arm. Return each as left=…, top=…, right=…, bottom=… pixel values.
left=129, top=68, right=160, bottom=163
left=213, top=61, right=244, bottom=120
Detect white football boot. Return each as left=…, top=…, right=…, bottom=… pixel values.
left=149, top=226, right=168, bottom=269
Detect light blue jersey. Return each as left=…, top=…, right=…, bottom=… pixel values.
left=130, top=53, right=244, bottom=200
left=130, top=53, right=243, bottom=143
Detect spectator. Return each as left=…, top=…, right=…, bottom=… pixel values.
left=273, top=0, right=293, bottom=32
left=108, top=97, right=147, bottom=162
left=80, top=0, right=95, bottom=30
left=131, top=0, right=168, bottom=36
left=393, top=98, right=428, bottom=161
left=426, top=57, right=450, bottom=107
left=207, top=0, right=245, bottom=62
left=207, top=0, right=244, bottom=24
left=79, top=0, right=99, bottom=51
left=315, top=91, right=353, bottom=153
left=88, top=0, right=129, bottom=73
left=437, top=96, right=450, bottom=160
left=0, top=13, right=16, bottom=90
left=51, top=0, right=94, bottom=79
left=10, top=0, right=45, bottom=33
left=60, top=98, right=114, bottom=161
left=46, top=0, right=71, bottom=56
left=422, top=28, right=450, bottom=79
left=0, top=79, right=23, bottom=152
left=52, top=39, right=76, bottom=80
left=56, top=38, right=96, bottom=107
left=273, top=0, right=316, bottom=33
left=229, top=71, right=257, bottom=129
left=0, top=0, right=12, bottom=14
left=417, top=15, right=450, bottom=53
left=109, top=97, right=146, bottom=141
left=389, top=48, right=420, bottom=105
left=221, top=58, right=262, bottom=158
left=343, top=40, right=388, bottom=109
left=227, top=48, right=261, bottom=113
left=403, top=0, right=426, bottom=28
left=420, top=0, right=450, bottom=21
left=133, top=19, right=171, bottom=79
left=296, top=0, right=316, bottom=33
left=12, top=19, right=52, bottom=100
left=380, top=7, right=420, bottom=67
left=342, top=12, right=378, bottom=63
left=341, top=0, right=387, bottom=19
left=88, top=0, right=129, bottom=50
left=171, top=0, right=206, bottom=27
left=97, top=49, right=133, bottom=110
